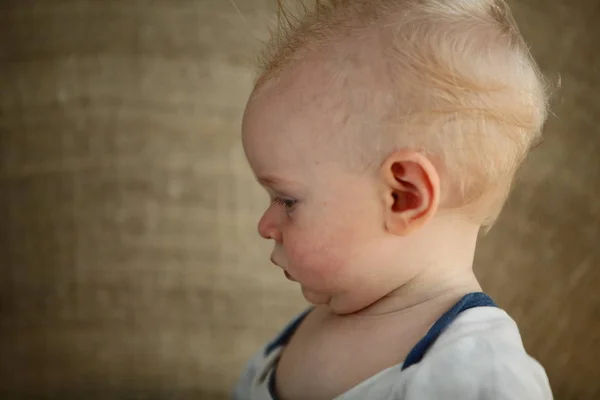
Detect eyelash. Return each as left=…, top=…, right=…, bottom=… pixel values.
left=272, top=197, right=297, bottom=211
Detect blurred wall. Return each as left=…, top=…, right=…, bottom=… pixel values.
left=0, top=1, right=598, bottom=399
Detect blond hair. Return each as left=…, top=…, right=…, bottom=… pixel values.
left=256, top=0, right=549, bottom=226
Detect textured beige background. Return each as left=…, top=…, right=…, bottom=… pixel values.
left=0, top=1, right=598, bottom=399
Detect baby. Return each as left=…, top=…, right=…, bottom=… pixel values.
left=234, top=0, right=553, bottom=399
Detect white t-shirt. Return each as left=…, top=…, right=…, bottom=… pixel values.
left=233, top=293, right=553, bottom=400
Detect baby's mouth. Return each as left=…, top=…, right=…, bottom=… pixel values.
left=284, top=270, right=297, bottom=282
left=270, top=256, right=296, bottom=281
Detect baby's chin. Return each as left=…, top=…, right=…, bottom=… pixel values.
left=301, top=287, right=331, bottom=306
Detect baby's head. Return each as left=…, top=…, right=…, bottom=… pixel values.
left=242, top=0, right=549, bottom=314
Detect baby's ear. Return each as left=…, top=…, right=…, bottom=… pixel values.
left=379, top=151, right=440, bottom=235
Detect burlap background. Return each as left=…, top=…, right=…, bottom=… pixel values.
left=0, top=1, right=598, bottom=399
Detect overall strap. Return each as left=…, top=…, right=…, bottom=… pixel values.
left=402, top=292, right=497, bottom=370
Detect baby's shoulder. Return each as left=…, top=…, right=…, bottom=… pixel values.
left=403, top=307, right=553, bottom=400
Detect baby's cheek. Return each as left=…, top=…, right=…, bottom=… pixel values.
left=286, top=230, right=353, bottom=290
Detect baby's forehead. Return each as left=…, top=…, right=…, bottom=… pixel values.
left=255, top=56, right=342, bottom=105
left=251, top=62, right=355, bottom=127
left=245, top=70, right=365, bottom=167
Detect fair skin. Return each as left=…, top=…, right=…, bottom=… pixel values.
left=242, top=62, right=483, bottom=398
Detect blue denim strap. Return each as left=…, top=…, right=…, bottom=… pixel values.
left=401, top=292, right=497, bottom=370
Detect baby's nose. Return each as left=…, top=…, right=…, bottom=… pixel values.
left=258, top=210, right=282, bottom=242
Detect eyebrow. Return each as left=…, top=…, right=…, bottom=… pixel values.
left=257, top=175, right=287, bottom=187
left=256, top=175, right=299, bottom=191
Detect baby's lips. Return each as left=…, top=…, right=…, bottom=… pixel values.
left=284, top=270, right=297, bottom=282
left=269, top=256, right=295, bottom=280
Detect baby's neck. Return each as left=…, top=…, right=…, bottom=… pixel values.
left=353, top=216, right=482, bottom=317
left=352, top=270, right=482, bottom=317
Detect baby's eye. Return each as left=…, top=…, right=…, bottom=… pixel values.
left=272, top=197, right=297, bottom=211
